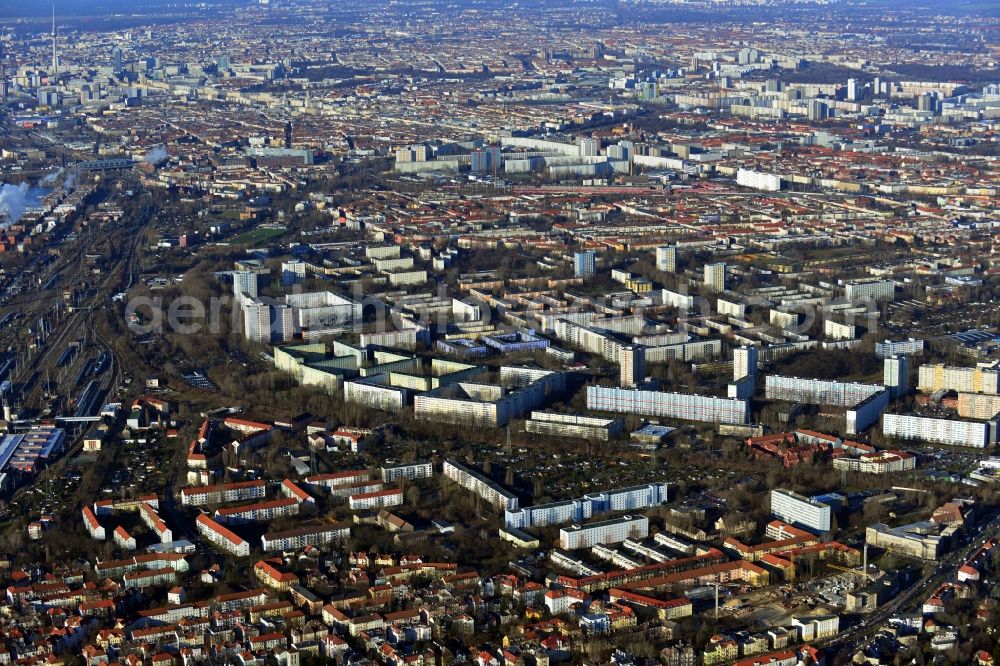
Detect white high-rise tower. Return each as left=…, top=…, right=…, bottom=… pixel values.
left=51, top=2, right=58, bottom=75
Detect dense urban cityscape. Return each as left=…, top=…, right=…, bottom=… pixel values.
left=0, top=0, right=1000, bottom=664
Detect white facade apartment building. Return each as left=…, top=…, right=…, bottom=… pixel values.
left=305, top=470, right=370, bottom=489
left=832, top=450, right=916, bottom=474
left=215, top=589, right=269, bottom=613
left=792, top=615, right=839, bottom=642
left=844, top=278, right=895, bottom=302
left=261, top=522, right=351, bottom=552
left=655, top=245, right=678, bottom=273
left=845, top=390, right=891, bottom=436
left=703, top=262, right=727, bottom=293
left=875, top=338, right=924, bottom=359
left=348, top=488, right=404, bottom=511
left=736, top=168, right=782, bottom=191
left=180, top=480, right=267, bottom=507
left=196, top=514, right=250, bottom=557
left=882, top=413, right=991, bottom=448
left=280, top=479, right=314, bottom=505
left=214, top=498, right=301, bottom=525
left=344, top=378, right=408, bottom=413
left=233, top=271, right=259, bottom=299
left=359, top=325, right=431, bottom=350
left=644, top=338, right=722, bottom=364
left=825, top=320, right=856, bottom=341
left=883, top=355, right=910, bottom=398
left=413, top=367, right=565, bottom=428
left=524, top=412, right=623, bottom=441
left=544, top=588, right=588, bottom=615
left=507, top=500, right=579, bottom=530
left=123, top=567, right=176, bottom=589
left=371, top=256, right=414, bottom=273
left=770, top=489, right=831, bottom=533
left=765, top=375, right=884, bottom=407
left=381, top=462, right=434, bottom=483
left=443, top=459, right=519, bottom=511
left=559, top=515, right=649, bottom=550
left=113, top=526, right=136, bottom=550
left=596, top=483, right=670, bottom=512
left=140, top=503, right=173, bottom=544
left=553, top=319, right=625, bottom=361
left=243, top=301, right=272, bottom=342
left=366, top=245, right=401, bottom=260
left=660, top=289, right=694, bottom=311
left=83, top=506, right=105, bottom=540
left=329, top=480, right=384, bottom=498
left=285, top=291, right=362, bottom=333
left=505, top=482, right=669, bottom=529
left=587, top=386, right=749, bottom=425
left=718, top=295, right=748, bottom=318
left=733, top=345, right=758, bottom=382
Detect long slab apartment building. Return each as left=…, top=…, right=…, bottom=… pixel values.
left=214, top=498, right=300, bottom=525
left=587, top=386, right=749, bottom=425
left=443, top=460, right=519, bottom=512
left=559, top=515, right=650, bottom=550
left=505, top=482, right=670, bottom=529
left=196, top=514, right=251, bottom=557
left=381, top=462, right=434, bottom=483
left=883, top=413, right=994, bottom=448
left=180, top=480, right=267, bottom=507
left=918, top=363, right=1000, bottom=395
left=770, top=489, right=832, bottom=533
left=262, top=522, right=351, bottom=552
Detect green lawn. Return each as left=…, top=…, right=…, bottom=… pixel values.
left=232, top=226, right=287, bottom=245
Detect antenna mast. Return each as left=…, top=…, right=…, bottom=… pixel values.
left=51, top=1, right=58, bottom=75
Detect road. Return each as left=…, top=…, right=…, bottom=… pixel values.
left=823, top=508, right=1000, bottom=658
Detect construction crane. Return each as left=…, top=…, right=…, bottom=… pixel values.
left=826, top=544, right=873, bottom=582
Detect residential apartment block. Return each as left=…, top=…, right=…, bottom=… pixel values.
left=180, top=480, right=267, bottom=507
left=380, top=462, right=434, bottom=483
left=587, top=386, right=749, bottom=425
left=832, top=450, right=916, bottom=474
left=443, top=459, right=519, bottom=512
left=348, top=488, right=404, bottom=510
left=918, top=363, right=1000, bottom=395
left=506, top=482, right=670, bottom=529
left=769, top=489, right=832, bottom=533
left=765, top=375, right=884, bottom=407
left=196, top=514, right=250, bottom=557
left=261, top=522, right=351, bottom=552
left=559, top=515, right=650, bottom=550
left=882, top=413, right=992, bottom=448
left=524, top=412, right=623, bottom=441
left=214, top=498, right=301, bottom=525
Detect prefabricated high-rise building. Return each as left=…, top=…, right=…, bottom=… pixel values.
left=233, top=270, right=260, bottom=300
left=656, top=245, right=678, bottom=273
left=704, top=262, right=726, bottom=293
left=573, top=250, right=596, bottom=278
left=619, top=345, right=646, bottom=388
left=883, top=355, right=910, bottom=399
left=734, top=345, right=759, bottom=382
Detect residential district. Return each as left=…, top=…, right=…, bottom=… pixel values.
left=0, top=0, right=999, bottom=665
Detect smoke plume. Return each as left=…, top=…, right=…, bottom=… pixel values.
left=0, top=183, right=29, bottom=228
left=143, top=145, right=169, bottom=165
left=39, top=168, right=63, bottom=186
